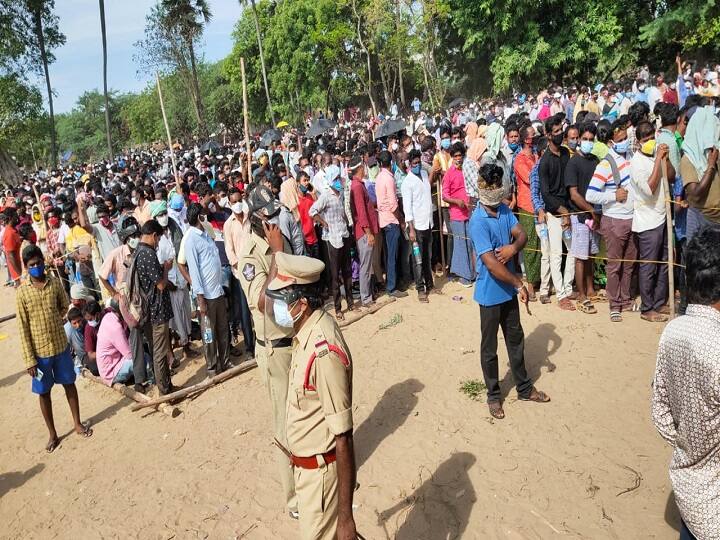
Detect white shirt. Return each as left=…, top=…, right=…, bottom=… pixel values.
left=401, top=170, right=433, bottom=231
left=630, top=152, right=666, bottom=232
left=312, top=168, right=329, bottom=195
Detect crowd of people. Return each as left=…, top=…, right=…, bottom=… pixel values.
left=6, top=58, right=720, bottom=539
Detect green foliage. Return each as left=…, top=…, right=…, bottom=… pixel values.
left=459, top=379, right=486, bottom=401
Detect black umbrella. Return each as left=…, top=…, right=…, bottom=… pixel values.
left=306, top=118, right=337, bottom=139
left=448, top=97, right=468, bottom=109
left=260, top=128, right=284, bottom=147
left=374, top=119, right=407, bottom=139
left=200, top=140, right=221, bottom=153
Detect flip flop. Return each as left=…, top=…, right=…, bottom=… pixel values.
left=576, top=299, right=597, bottom=314
left=519, top=387, right=551, bottom=403
left=76, top=422, right=93, bottom=438
left=610, top=311, right=623, bottom=323
left=488, top=402, right=505, bottom=419
left=46, top=437, right=60, bottom=453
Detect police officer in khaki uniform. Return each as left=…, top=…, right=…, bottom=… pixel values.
left=266, top=252, right=357, bottom=540
left=237, top=185, right=298, bottom=517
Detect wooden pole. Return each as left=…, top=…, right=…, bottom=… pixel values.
left=131, top=360, right=257, bottom=411
left=156, top=72, right=178, bottom=180
left=240, top=57, right=252, bottom=184
left=436, top=178, right=446, bottom=274
left=0, top=313, right=16, bottom=324
left=662, top=160, right=675, bottom=317
left=82, top=369, right=181, bottom=418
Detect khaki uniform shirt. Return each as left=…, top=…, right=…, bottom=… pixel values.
left=237, top=232, right=293, bottom=343
left=287, top=309, right=353, bottom=457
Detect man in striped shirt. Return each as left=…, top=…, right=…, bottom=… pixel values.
left=586, top=120, right=636, bottom=322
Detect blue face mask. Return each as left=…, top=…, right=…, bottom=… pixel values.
left=273, top=299, right=296, bottom=328
left=580, top=140, right=595, bottom=155
left=440, top=138, right=451, bottom=150
left=28, top=263, right=45, bottom=279
left=411, top=164, right=422, bottom=176
left=508, top=142, right=520, bottom=152
left=613, top=139, right=629, bottom=154
left=299, top=184, right=308, bottom=194
left=332, top=179, right=343, bottom=192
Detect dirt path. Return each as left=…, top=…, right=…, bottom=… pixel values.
left=0, top=281, right=678, bottom=539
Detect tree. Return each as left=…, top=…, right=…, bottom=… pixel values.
left=134, top=1, right=211, bottom=139
left=241, top=0, right=275, bottom=126
left=99, top=0, right=113, bottom=160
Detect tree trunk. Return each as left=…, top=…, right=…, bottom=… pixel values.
left=99, top=0, right=113, bottom=160
left=33, top=5, right=57, bottom=167
left=0, top=147, right=22, bottom=186
left=396, top=0, right=405, bottom=106
left=187, top=37, right=208, bottom=139
left=378, top=59, right=392, bottom=111
left=351, top=0, right=377, bottom=117
left=250, top=0, right=275, bottom=126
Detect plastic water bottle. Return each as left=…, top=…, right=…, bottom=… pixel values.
left=538, top=223, right=549, bottom=241
left=412, top=241, right=422, bottom=266
left=562, top=227, right=572, bottom=242
left=202, top=315, right=214, bottom=344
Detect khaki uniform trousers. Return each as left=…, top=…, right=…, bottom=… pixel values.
left=296, top=460, right=338, bottom=540
left=256, top=344, right=297, bottom=512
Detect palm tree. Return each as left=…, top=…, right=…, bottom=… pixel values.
left=241, top=0, right=275, bottom=126
left=161, top=0, right=211, bottom=138
left=28, top=0, right=57, bottom=167
left=99, top=0, right=112, bottom=160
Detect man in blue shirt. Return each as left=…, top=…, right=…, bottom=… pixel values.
left=184, top=203, right=229, bottom=377
left=469, top=163, right=551, bottom=420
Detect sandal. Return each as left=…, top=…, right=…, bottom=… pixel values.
left=539, top=295, right=551, bottom=305
left=641, top=311, right=668, bottom=323
left=46, top=437, right=60, bottom=453
left=656, top=305, right=671, bottom=315
left=558, top=298, right=576, bottom=311
left=488, top=402, right=505, bottom=420
left=76, top=422, right=93, bottom=438
left=610, top=311, right=623, bottom=323
left=576, top=299, right=597, bottom=314
left=335, top=311, right=345, bottom=321
left=519, top=387, right=551, bottom=403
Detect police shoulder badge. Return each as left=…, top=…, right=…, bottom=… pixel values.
left=242, top=262, right=256, bottom=282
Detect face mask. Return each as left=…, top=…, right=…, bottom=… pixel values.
left=551, top=133, right=564, bottom=147
left=411, top=164, right=422, bottom=176
left=218, top=196, right=229, bottom=208
left=274, top=299, right=300, bottom=328
left=299, top=184, right=308, bottom=194
left=508, top=142, right=519, bottom=152
left=613, top=139, right=629, bottom=154
left=48, top=216, right=59, bottom=228
left=88, top=320, right=99, bottom=328
left=131, top=197, right=138, bottom=206
left=390, top=142, right=399, bottom=151
left=157, top=215, right=169, bottom=227
left=580, top=140, right=595, bottom=155
left=127, top=237, right=140, bottom=250
left=28, top=263, right=45, bottom=279
left=208, top=202, right=217, bottom=213
left=568, top=140, right=578, bottom=151
left=231, top=202, right=243, bottom=214
left=332, top=179, right=343, bottom=192
left=638, top=84, right=647, bottom=92
left=440, top=138, right=451, bottom=150
left=640, top=139, right=656, bottom=156
left=200, top=214, right=207, bottom=223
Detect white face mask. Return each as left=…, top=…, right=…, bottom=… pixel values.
left=131, top=197, right=138, bottom=206
left=208, top=202, right=217, bottom=213
left=88, top=319, right=99, bottom=328
left=219, top=196, right=229, bottom=208
left=127, top=237, right=140, bottom=250
left=231, top=201, right=243, bottom=215
left=390, top=142, right=399, bottom=151
left=157, top=215, right=169, bottom=228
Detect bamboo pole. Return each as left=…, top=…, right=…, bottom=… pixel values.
left=240, top=57, right=252, bottom=184
left=156, top=72, right=178, bottom=180
left=662, top=160, right=675, bottom=318
left=436, top=180, right=446, bottom=274
left=131, top=360, right=257, bottom=411
left=82, top=369, right=181, bottom=418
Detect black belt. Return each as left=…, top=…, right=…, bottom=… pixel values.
left=257, top=337, right=293, bottom=348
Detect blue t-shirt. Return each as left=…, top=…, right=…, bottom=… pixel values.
left=469, top=204, right=518, bottom=307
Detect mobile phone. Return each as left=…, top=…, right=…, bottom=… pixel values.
left=34, top=368, right=44, bottom=381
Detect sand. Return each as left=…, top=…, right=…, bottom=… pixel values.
left=0, top=280, right=680, bottom=539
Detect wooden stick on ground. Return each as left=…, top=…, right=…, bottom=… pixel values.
left=0, top=313, right=16, bottom=324
left=337, top=296, right=396, bottom=329
left=82, top=369, right=181, bottom=418
left=131, top=360, right=257, bottom=412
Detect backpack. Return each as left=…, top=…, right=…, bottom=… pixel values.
left=117, top=250, right=149, bottom=329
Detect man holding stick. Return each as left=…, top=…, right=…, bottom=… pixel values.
left=469, top=163, right=550, bottom=420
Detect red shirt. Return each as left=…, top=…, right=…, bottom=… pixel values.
left=3, top=226, right=21, bottom=280
left=350, top=178, right=379, bottom=240
left=297, top=194, right=318, bottom=245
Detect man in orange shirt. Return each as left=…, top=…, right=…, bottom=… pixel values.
left=3, top=208, right=23, bottom=286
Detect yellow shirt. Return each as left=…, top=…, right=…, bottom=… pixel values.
left=16, top=275, right=69, bottom=368
left=286, top=308, right=353, bottom=457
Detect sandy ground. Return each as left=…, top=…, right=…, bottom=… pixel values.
left=0, top=279, right=680, bottom=540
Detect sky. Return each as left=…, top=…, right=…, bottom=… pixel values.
left=47, top=0, right=243, bottom=113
